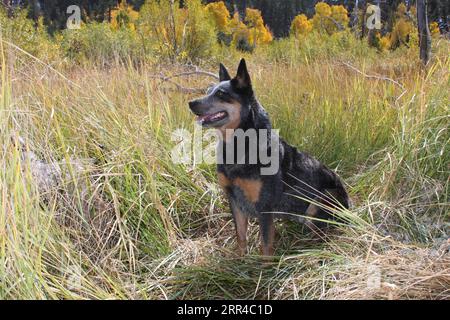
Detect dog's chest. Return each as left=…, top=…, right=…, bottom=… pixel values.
left=217, top=172, right=262, bottom=205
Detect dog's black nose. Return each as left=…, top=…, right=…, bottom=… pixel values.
left=189, top=100, right=201, bottom=113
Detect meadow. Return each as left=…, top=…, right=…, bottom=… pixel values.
left=0, top=4, right=449, bottom=299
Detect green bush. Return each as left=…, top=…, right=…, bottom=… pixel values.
left=260, top=30, right=375, bottom=64
left=0, top=8, right=61, bottom=62
left=60, top=22, right=142, bottom=64
left=137, top=0, right=217, bottom=63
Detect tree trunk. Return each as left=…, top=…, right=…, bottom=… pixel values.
left=361, top=0, right=367, bottom=40
left=351, top=0, right=359, bottom=29
left=417, top=0, right=432, bottom=65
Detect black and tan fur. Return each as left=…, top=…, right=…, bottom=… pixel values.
left=188, top=59, right=349, bottom=256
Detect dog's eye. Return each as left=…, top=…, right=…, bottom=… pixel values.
left=216, top=90, right=228, bottom=99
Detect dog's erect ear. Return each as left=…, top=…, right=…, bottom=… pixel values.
left=219, top=63, right=231, bottom=82
left=233, top=58, right=251, bottom=90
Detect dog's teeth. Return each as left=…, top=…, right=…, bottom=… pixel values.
left=197, top=112, right=226, bottom=124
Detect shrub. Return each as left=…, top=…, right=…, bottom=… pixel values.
left=378, top=34, right=391, bottom=51
left=391, top=18, right=414, bottom=48
left=60, top=22, right=141, bottom=64
left=111, top=1, right=140, bottom=31
left=312, top=2, right=349, bottom=35
left=230, top=12, right=253, bottom=52
left=429, top=22, right=440, bottom=37
left=331, top=5, right=349, bottom=29
left=183, top=0, right=218, bottom=62
left=261, top=29, right=374, bottom=64
left=205, top=1, right=231, bottom=34
left=205, top=1, right=233, bottom=45
left=0, top=8, right=61, bottom=62
left=245, top=8, right=273, bottom=46
left=137, top=0, right=217, bottom=63
left=290, top=14, right=312, bottom=38
left=390, top=3, right=416, bottom=49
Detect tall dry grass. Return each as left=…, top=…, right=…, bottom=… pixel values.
left=0, top=35, right=448, bottom=299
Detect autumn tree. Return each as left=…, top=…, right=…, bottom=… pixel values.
left=290, top=14, right=312, bottom=37
left=312, top=2, right=332, bottom=34
left=312, top=2, right=349, bottom=35
left=204, top=1, right=233, bottom=45
left=204, top=1, right=231, bottom=33
left=111, top=1, right=139, bottom=30
left=138, top=0, right=180, bottom=60
left=245, top=8, right=273, bottom=47
left=183, top=0, right=218, bottom=61
left=230, top=11, right=252, bottom=51
left=331, top=5, right=349, bottom=30
left=390, top=3, right=415, bottom=49
left=137, top=0, right=216, bottom=62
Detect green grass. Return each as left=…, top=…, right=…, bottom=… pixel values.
left=0, top=37, right=448, bottom=299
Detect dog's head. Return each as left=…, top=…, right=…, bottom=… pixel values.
left=188, top=59, right=254, bottom=131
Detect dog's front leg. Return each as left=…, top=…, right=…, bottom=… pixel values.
left=230, top=201, right=248, bottom=256
left=258, top=213, right=275, bottom=256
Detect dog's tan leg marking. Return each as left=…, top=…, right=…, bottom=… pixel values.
left=305, top=189, right=342, bottom=217
left=233, top=178, right=262, bottom=203
left=259, top=215, right=275, bottom=257
left=304, top=202, right=321, bottom=230
left=305, top=203, right=320, bottom=217
left=233, top=207, right=248, bottom=256
left=305, top=189, right=345, bottom=230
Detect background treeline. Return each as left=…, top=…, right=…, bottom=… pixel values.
left=2, top=0, right=449, bottom=36
left=210, top=0, right=448, bottom=37
left=0, top=0, right=446, bottom=64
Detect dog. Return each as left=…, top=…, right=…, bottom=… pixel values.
left=188, top=59, right=349, bottom=256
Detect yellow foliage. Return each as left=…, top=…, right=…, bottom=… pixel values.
left=430, top=21, right=440, bottom=37
left=111, top=1, right=139, bottom=30
left=205, top=1, right=231, bottom=33
left=230, top=13, right=248, bottom=36
left=384, top=2, right=417, bottom=48
left=396, top=2, right=408, bottom=18
left=245, top=8, right=264, bottom=28
left=184, top=0, right=218, bottom=60
left=315, top=2, right=331, bottom=17
left=290, top=14, right=312, bottom=37
left=138, top=1, right=184, bottom=56
left=137, top=0, right=216, bottom=62
left=312, top=2, right=348, bottom=35
left=331, top=5, right=349, bottom=27
left=379, top=34, right=391, bottom=51
left=230, top=12, right=251, bottom=49
left=391, top=18, right=413, bottom=46
left=245, top=8, right=273, bottom=45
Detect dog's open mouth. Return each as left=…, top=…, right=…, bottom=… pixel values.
left=196, top=111, right=228, bottom=126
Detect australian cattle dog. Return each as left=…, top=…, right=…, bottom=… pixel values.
left=188, top=59, right=349, bottom=256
